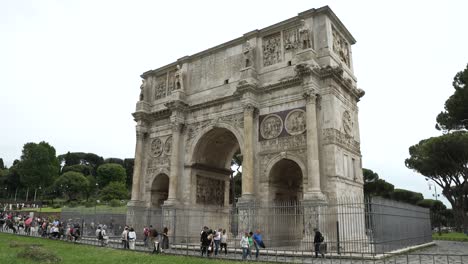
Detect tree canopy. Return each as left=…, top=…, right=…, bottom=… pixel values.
left=436, top=64, right=468, bottom=131
left=96, top=163, right=126, bottom=187
left=405, top=131, right=468, bottom=230
left=363, top=168, right=395, bottom=198
left=54, top=171, right=89, bottom=201
left=99, top=181, right=128, bottom=201
left=17, top=142, right=60, bottom=189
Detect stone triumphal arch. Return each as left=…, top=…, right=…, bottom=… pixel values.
left=127, top=6, right=365, bottom=245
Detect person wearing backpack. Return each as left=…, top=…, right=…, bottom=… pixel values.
left=313, top=228, right=325, bottom=258
left=96, top=226, right=104, bottom=246
left=143, top=226, right=149, bottom=247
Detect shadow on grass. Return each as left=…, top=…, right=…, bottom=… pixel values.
left=10, top=241, right=61, bottom=263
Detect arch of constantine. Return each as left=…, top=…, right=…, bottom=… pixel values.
left=127, top=6, right=366, bottom=248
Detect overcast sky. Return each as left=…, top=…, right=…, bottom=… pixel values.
left=1, top=0, right=467, bottom=207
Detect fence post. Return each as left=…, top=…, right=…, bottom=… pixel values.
left=336, top=220, right=340, bottom=255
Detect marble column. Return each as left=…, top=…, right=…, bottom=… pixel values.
left=303, top=93, right=325, bottom=201
left=241, top=104, right=255, bottom=200
left=166, top=123, right=183, bottom=205
left=130, top=129, right=145, bottom=202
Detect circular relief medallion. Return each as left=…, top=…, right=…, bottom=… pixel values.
left=342, top=110, right=353, bottom=136
left=164, top=136, right=172, bottom=155
left=285, top=109, right=306, bottom=135
left=260, top=114, right=283, bottom=139
left=151, top=138, right=163, bottom=157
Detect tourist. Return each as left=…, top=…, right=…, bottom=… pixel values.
left=161, top=227, right=169, bottom=253
left=143, top=226, right=149, bottom=247
left=200, top=226, right=210, bottom=257
left=121, top=226, right=129, bottom=249
left=128, top=227, right=136, bottom=250
left=220, top=229, right=228, bottom=255
left=213, top=228, right=221, bottom=256
left=313, top=228, right=324, bottom=258
left=96, top=226, right=104, bottom=246
left=252, top=229, right=264, bottom=260
left=248, top=231, right=254, bottom=259
left=240, top=232, right=250, bottom=261
left=207, top=229, right=214, bottom=257
left=149, top=225, right=160, bottom=253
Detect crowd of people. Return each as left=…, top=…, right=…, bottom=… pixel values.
left=0, top=211, right=82, bottom=241
left=1, top=210, right=326, bottom=260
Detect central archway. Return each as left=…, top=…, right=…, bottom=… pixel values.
left=151, top=174, right=169, bottom=208
left=191, top=127, right=240, bottom=207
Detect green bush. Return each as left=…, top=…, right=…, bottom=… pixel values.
left=51, top=204, right=61, bottom=209
left=109, top=199, right=121, bottom=207
left=84, top=201, right=95, bottom=208
left=99, top=181, right=128, bottom=201
left=67, top=201, right=78, bottom=208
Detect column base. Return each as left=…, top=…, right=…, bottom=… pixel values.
left=127, top=200, right=146, bottom=207
left=303, top=191, right=327, bottom=204
left=237, top=193, right=255, bottom=204
left=163, top=198, right=179, bottom=206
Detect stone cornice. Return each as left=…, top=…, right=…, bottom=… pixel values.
left=319, top=66, right=365, bottom=101
left=132, top=109, right=171, bottom=123
left=260, top=76, right=302, bottom=93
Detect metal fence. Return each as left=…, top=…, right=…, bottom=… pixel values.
left=58, top=196, right=432, bottom=256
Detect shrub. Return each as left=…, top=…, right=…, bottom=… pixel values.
left=109, top=199, right=121, bottom=207
left=99, top=181, right=128, bottom=201
left=67, top=201, right=78, bottom=208
left=84, top=201, right=95, bottom=208
left=51, top=204, right=61, bottom=209
left=17, top=246, right=61, bottom=263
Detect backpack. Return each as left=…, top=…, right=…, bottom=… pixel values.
left=144, top=228, right=149, bottom=236
left=319, top=234, right=324, bottom=242
left=98, top=230, right=103, bottom=240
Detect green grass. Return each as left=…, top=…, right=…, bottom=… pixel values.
left=19, top=207, right=62, bottom=213
left=0, top=232, right=245, bottom=264
left=432, top=232, right=468, bottom=242
left=62, top=204, right=127, bottom=214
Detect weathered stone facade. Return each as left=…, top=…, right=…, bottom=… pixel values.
left=128, top=6, right=365, bottom=241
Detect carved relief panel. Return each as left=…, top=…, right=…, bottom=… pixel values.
left=262, top=32, right=282, bottom=67
left=332, top=27, right=350, bottom=66
left=260, top=114, right=283, bottom=140
left=259, top=108, right=306, bottom=141
left=342, top=110, right=353, bottom=136
left=146, top=135, right=172, bottom=178
left=196, top=175, right=225, bottom=206
left=154, top=74, right=167, bottom=100
left=283, top=27, right=300, bottom=51
left=285, top=109, right=306, bottom=135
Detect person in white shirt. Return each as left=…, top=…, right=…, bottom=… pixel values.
left=128, top=227, right=137, bottom=250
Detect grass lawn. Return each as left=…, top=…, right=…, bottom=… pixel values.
left=19, top=207, right=62, bottom=213
left=62, top=205, right=127, bottom=214
left=432, top=232, right=468, bottom=242
left=0, top=232, right=245, bottom=264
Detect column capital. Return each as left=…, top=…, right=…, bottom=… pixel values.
left=242, top=103, right=258, bottom=115
left=303, top=91, right=318, bottom=104
left=171, top=122, right=184, bottom=133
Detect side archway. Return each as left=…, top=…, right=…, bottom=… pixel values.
left=151, top=173, right=169, bottom=208
left=265, top=153, right=306, bottom=202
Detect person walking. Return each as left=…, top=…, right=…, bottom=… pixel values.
left=213, top=228, right=221, bottom=256
left=96, top=226, right=104, bottom=246
left=200, top=226, right=210, bottom=257
left=240, top=232, right=250, bottom=261
left=313, top=228, right=325, bottom=258
left=220, top=229, right=228, bottom=255
left=143, top=226, right=149, bottom=247
left=161, top=227, right=169, bottom=253
left=128, top=227, right=137, bottom=250
left=121, top=226, right=129, bottom=249
left=252, top=229, right=264, bottom=260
